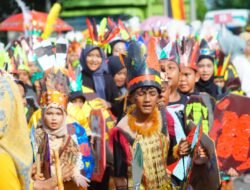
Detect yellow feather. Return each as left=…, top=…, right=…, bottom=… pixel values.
left=41, top=3, right=61, bottom=39
left=221, top=53, right=231, bottom=76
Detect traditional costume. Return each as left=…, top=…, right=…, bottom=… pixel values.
left=111, top=38, right=174, bottom=190
left=30, top=38, right=94, bottom=189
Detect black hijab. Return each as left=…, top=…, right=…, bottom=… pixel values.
left=196, top=75, right=218, bottom=99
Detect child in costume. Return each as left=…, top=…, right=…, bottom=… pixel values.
left=108, top=18, right=129, bottom=57
left=108, top=55, right=128, bottom=96
left=31, top=70, right=94, bottom=190
left=178, top=38, right=200, bottom=96
left=196, top=39, right=220, bottom=99
left=111, top=38, right=175, bottom=190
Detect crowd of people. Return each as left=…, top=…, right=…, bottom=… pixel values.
left=0, top=8, right=250, bottom=190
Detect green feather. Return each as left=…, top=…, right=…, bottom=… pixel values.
left=98, top=18, right=107, bottom=39
left=132, top=142, right=143, bottom=189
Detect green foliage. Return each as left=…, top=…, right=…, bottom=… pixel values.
left=196, top=0, right=207, bottom=20
left=210, top=0, right=250, bottom=9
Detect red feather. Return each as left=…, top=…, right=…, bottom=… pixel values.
left=189, top=41, right=199, bottom=68
left=107, top=17, right=116, bottom=28
left=102, top=28, right=120, bottom=44
left=146, top=37, right=160, bottom=72
left=86, top=18, right=94, bottom=41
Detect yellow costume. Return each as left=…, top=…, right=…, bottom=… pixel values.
left=29, top=86, right=116, bottom=138
left=0, top=72, right=33, bottom=190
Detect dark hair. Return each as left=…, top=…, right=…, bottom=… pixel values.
left=15, top=80, right=27, bottom=95
left=130, top=86, right=161, bottom=96
left=198, top=55, right=214, bottom=63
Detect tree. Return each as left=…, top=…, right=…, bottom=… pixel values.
left=196, top=0, right=207, bottom=20
left=209, top=0, right=250, bottom=10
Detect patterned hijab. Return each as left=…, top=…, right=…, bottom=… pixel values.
left=0, top=71, right=33, bottom=190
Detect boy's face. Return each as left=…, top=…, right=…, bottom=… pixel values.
left=179, top=67, right=200, bottom=94
left=164, top=60, right=180, bottom=92
left=132, top=87, right=159, bottom=115
left=160, top=81, right=170, bottom=106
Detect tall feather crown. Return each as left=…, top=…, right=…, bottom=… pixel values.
left=126, top=37, right=161, bottom=93
left=180, top=37, right=200, bottom=70
left=85, top=18, right=120, bottom=53
left=33, top=38, right=69, bottom=110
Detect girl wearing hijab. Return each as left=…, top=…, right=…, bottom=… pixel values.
left=30, top=71, right=94, bottom=190
left=108, top=55, right=128, bottom=96
left=80, top=45, right=121, bottom=117
left=196, top=39, right=220, bottom=99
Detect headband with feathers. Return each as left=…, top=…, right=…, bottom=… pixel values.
left=180, top=37, right=200, bottom=70
left=85, top=17, right=120, bottom=54
left=126, top=37, right=161, bottom=93
left=214, top=50, right=231, bottom=79
left=33, top=37, right=68, bottom=71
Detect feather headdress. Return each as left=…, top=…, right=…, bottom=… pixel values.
left=85, top=17, right=120, bottom=53
left=40, top=69, right=69, bottom=110
left=214, top=50, right=231, bottom=79
left=126, top=37, right=161, bottom=93
left=41, top=3, right=62, bottom=39
left=34, top=37, right=69, bottom=110
left=180, top=37, right=200, bottom=70
left=199, top=39, right=215, bottom=58
left=33, top=37, right=68, bottom=71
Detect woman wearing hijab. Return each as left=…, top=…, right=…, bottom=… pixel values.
left=0, top=71, right=33, bottom=190
left=80, top=45, right=121, bottom=117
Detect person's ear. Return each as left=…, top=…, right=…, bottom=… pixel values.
left=128, top=94, right=135, bottom=104
left=195, top=71, right=200, bottom=82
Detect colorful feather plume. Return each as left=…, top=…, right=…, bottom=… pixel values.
left=146, top=37, right=160, bottom=72
left=33, top=38, right=68, bottom=71
left=180, top=37, right=199, bottom=69
left=41, top=3, right=62, bottom=39
left=85, top=17, right=120, bottom=52
left=214, top=51, right=231, bottom=78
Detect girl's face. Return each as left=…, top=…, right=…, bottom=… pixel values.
left=112, top=42, right=127, bottom=56
left=114, top=68, right=127, bottom=87
left=197, top=58, right=214, bottom=81
left=18, top=70, right=30, bottom=84
left=86, top=49, right=103, bottom=72
left=44, top=107, right=64, bottom=130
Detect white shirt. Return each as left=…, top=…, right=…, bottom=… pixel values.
left=232, top=54, right=250, bottom=97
